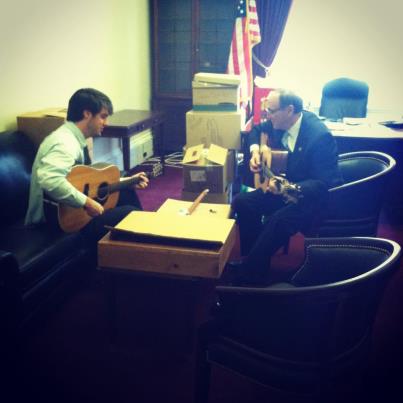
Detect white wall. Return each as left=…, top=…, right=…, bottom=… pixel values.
left=264, top=0, right=403, bottom=113
left=0, top=0, right=151, bottom=131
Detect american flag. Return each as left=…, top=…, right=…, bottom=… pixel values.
left=227, top=0, right=261, bottom=105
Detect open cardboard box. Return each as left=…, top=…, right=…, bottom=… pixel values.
left=182, top=144, right=234, bottom=193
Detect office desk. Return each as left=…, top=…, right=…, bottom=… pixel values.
left=326, top=121, right=403, bottom=140
left=326, top=122, right=403, bottom=221
left=102, top=109, right=165, bottom=172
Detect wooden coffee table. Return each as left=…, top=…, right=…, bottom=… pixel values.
left=97, top=215, right=236, bottom=354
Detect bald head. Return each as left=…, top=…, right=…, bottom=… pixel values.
left=265, top=89, right=303, bottom=130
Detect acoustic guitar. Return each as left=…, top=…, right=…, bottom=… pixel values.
left=58, top=162, right=161, bottom=233
left=253, top=97, right=301, bottom=203
left=253, top=133, right=271, bottom=192
left=253, top=97, right=272, bottom=192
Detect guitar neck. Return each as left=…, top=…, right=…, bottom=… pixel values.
left=108, top=175, right=144, bottom=193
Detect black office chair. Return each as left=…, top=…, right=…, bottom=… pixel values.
left=269, top=150, right=395, bottom=254
left=319, top=77, right=369, bottom=120
left=311, top=151, right=396, bottom=237
left=194, top=237, right=401, bottom=402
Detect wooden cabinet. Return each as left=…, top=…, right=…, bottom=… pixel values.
left=151, top=0, right=236, bottom=153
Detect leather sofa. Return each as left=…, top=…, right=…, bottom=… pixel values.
left=0, top=130, right=93, bottom=344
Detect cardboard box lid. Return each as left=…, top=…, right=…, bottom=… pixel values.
left=192, top=80, right=239, bottom=89
left=18, top=107, right=67, bottom=119
left=194, top=72, right=241, bottom=86
left=45, top=108, right=67, bottom=118
left=113, top=211, right=235, bottom=245
left=182, top=143, right=227, bottom=166
left=157, top=198, right=231, bottom=218
left=182, top=144, right=204, bottom=164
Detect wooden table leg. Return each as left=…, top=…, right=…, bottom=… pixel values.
left=121, top=137, right=130, bottom=172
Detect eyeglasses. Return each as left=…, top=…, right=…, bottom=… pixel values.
left=266, top=107, right=283, bottom=115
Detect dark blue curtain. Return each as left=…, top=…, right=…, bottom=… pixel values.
left=253, top=0, right=294, bottom=78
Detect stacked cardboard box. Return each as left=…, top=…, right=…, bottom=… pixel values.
left=186, top=73, right=243, bottom=150
left=17, top=108, right=67, bottom=145
left=183, top=73, right=244, bottom=204
left=192, top=72, right=240, bottom=112
left=17, top=107, right=93, bottom=157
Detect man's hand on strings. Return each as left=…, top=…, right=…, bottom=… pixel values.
left=260, top=145, right=272, bottom=171
left=250, top=150, right=261, bottom=173
left=133, top=172, right=149, bottom=189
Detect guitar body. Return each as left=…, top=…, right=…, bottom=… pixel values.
left=253, top=98, right=288, bottom=193
left=253, top=131, right=270, bottom=192
left=58, top=163, right=121, bottom=233
left=254, top=150, right=289, bottom=193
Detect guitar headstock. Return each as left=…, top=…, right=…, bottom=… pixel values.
left=150, top=162, right=163, bottom=178
left=272, top=176, right=303, bottom=204
left=142, top=162, right=163, bottom=180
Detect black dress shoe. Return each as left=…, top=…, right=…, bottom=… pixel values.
left=226, top=259, right=244, bottom=267
left=229, top=272, right=270, bottom=287
left=220, top=261, right=269, bottom=287
left=218, top=260, right=246, bottom=285
left=225, top=259, right=245, bottom=269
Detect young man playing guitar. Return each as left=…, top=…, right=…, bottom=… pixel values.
left=25, top=88, right=149, bottom=260
left=227, top=89, right=343, bottom=286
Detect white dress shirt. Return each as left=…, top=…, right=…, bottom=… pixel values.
left=282, top=113, right=302, bottom=152
left=25, top=121, right=89, bottom=225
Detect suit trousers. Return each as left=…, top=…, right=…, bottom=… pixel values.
left=231, top=188, right=312, bottom=275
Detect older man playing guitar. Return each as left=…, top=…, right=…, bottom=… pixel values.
left=227, top=89, right=343, bottom=286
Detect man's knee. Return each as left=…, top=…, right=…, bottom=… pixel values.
left=231, top=192, right=251, bottom=214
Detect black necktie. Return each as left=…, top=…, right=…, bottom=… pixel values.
left=83, top=146, right=92, bottom=165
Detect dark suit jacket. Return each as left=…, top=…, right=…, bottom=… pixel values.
left=248, top=110, right=343, bottom=199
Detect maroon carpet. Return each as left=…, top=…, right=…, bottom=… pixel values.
left=136, top=165, right=183, bottom=212
left=15, top=166, right=403, bottom=403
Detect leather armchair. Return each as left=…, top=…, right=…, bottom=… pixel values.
left=312, top=151, right=396, bottom=237
left=194, top=237, right=401, bottom=402
left=319, top=77, right=369, bottom=121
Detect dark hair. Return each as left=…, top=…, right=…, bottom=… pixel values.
left=276, top=88, right=303, bottom=114
left=67, top=88, right=113, bottom=122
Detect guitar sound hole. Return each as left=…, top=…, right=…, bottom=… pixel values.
left=96, top=182, right=110, bottom=204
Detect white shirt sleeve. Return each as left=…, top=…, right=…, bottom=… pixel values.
left=37, top=140, right=87, bottom=208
